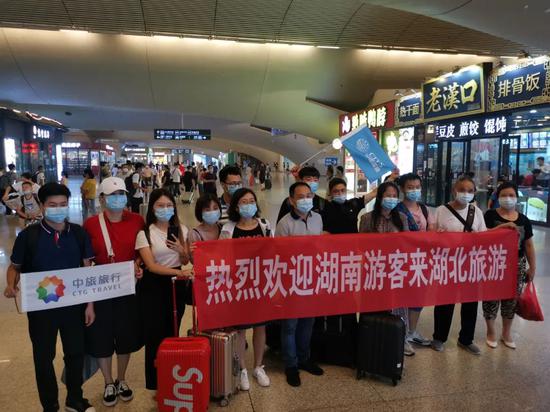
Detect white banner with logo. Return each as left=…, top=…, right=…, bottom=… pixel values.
left=20, top=261, right=135, bottom=312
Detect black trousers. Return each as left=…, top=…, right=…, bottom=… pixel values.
left=433, top=301, right=478, bottom=345
left=130, top=197, right=143, bottom=213
left=27, top=305, right=85, bottom=412
left=139, top=271, right=186, bottom=390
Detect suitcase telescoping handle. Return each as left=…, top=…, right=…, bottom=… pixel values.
left=171, top=276, right=198, bottom=337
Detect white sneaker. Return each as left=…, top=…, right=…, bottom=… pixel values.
left=253, top=365, right=271, bottom=387
left=239, top=369, right=250, bottom=391
left=404, top=341, right=416, bottom=356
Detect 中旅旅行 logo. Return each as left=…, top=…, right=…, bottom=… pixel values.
left=36, top=276, right=65, bottom=303
left=356, top=138, right=370, bottom=153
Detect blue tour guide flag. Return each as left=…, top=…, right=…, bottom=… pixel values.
left=341, top=125, right=395, bottom=182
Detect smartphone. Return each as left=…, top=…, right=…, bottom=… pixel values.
left=167, top=226, right=179, bottom=244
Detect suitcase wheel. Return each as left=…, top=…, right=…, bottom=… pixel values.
left=392, top=377, right=398, bottom=386
left=220, top=398, right=229, bottom=407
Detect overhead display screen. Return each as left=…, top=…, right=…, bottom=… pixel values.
left=154, top=129, right=211, bottom=140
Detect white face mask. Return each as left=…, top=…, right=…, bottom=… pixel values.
left=499, top=196, right=517, bottom=210
left=456, top=192, right=474, bottom=205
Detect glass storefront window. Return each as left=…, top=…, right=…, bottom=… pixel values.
left=469, top=138, right=500, bottom=211
left=381, top=127, right=415, bottom=175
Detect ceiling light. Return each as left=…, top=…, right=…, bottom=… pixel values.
left=317, top=45, right=340, bottom=49
left=545, top=116, right=550, bottom=120
left=515, top=115, right=523, bottom=119
left=60, top=29, right=89, bottom=34
left=182, top=37, right=209, bottom=43
left=332, top=138, right=343, bottom=150
left=289, top=44, right=314, bottom=49
left=210, top=39, right=237, bottom=45
left=530, top=109, right=538, bottom=113
left=153, top=34, right=179, bottom=40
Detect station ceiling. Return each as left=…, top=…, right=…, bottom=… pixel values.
left=0, top=1, right=547, bottom=161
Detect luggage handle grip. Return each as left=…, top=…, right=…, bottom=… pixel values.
left=171, top=276, right=199, bottom=337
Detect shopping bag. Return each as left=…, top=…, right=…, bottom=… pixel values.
left=516, top=281, right=544, bottom=321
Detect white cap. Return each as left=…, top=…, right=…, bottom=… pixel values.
left=98, top=177, right=128, bottom=195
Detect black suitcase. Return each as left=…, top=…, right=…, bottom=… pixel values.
left=311, top=314, right=358, bottom=367
left=265, top=179, right=272, bottom=190
left=356, top=312, right=405, bottom=385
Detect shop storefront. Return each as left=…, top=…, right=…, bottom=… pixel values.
left=1, top=108, right=65, bottom=181
left=122, top=146, right=149, bottom=164
left=413, top=57, right=550, bottom=226
left=339, top=100, right=395, bottom=197
left=61, top=142, right=116, bottom=176
left=422, top=113, right=509, bottom=209
left=487, top=56, right=550, bottom=225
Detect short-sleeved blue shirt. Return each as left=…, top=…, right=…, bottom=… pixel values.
left=11, top=220, right=95, bottom=272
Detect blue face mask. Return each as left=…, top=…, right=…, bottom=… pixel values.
left=296, top=198, right=313, bottom=214
left=202, top=209, right=221, bottom=225
left=307, top=181, right=319, bottom=193
left=333, top=194, right=347, bottom=204
left=155, top=207, right=174, bottom=222
left=239, top=203, right=257, bottom=219
left=45, top=207, right=69, bottom=223
left=227, top=184, right=242, bottom=196
left=382, top=197, right=399, bottom=211
left=105, top=194, right=127, bottom=211
left=405, top=190, right=422, bottom=202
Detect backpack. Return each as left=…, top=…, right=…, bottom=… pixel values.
left=20, top=222, right=87, bottom=273
left=125, top=172, right=138, bottom=196
left=220, top=218, right=272, bottom=239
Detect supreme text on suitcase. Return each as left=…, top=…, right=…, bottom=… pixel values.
left=356, top=312, right=405, bottom=386
left=155, top=337, right=210, bottom=412
left=154, top=277, right=211, bottom=412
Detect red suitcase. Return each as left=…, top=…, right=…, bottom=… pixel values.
left=155, top=278, right=211, bottom=412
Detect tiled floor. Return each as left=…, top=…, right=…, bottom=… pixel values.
left=0, top=173, right=549, bottom=412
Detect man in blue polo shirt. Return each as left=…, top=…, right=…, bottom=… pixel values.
left=276, top=182, right=324, bottom=387
left=4, top=183, right=96, bottom=412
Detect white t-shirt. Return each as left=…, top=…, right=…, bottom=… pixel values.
left=21, top=194, right=41, bottom=215
left=132, top=173, right=143, bottom=198
left=13, top=181, right=40, bottom=194
left=135, top=224, right=189, bottom=268
left=435, top=204, right=487, bottom=232
left=171, top=168, right=181, bottom=183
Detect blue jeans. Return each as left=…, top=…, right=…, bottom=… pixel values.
left=281, top=318, right=315, bottom=368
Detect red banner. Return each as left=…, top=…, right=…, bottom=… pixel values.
left=193, top=230, right=518, bottom=331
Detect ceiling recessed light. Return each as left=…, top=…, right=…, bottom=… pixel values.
left=515, top=115, right=523, bottom=119
left=530, top=109, right=537, bottom=113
